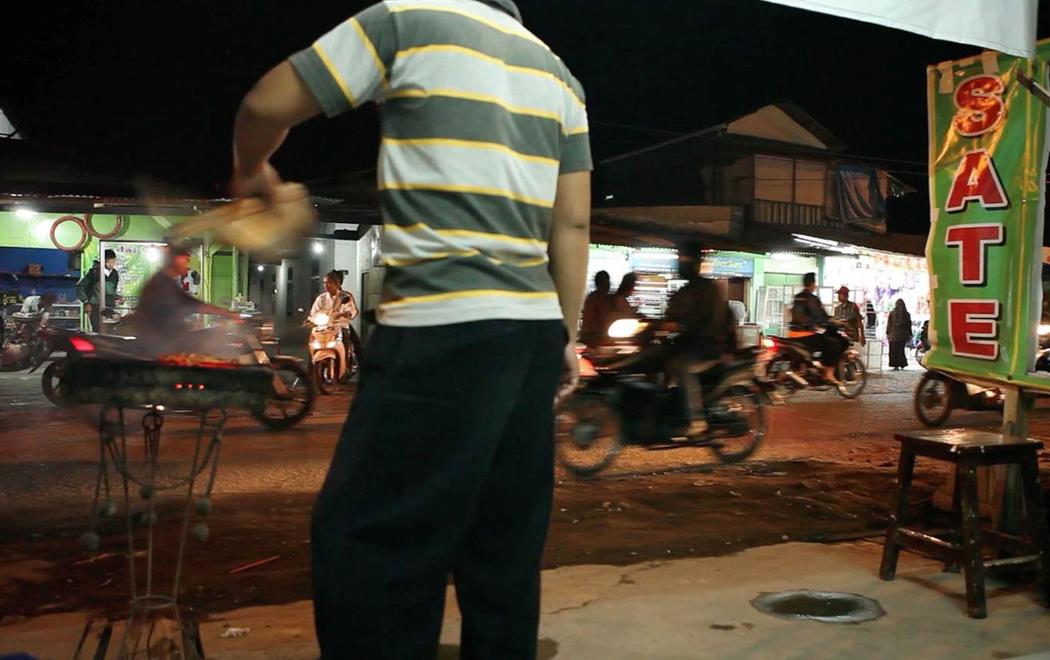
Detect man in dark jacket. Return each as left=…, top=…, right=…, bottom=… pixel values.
left=664, top=241, right=737, bottom=437
left=790, top=272, right=842, bottom=382
left=75, top=249, right=119, bottom=332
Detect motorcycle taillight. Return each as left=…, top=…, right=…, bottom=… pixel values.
left=69, top=336, right=95, bottom=353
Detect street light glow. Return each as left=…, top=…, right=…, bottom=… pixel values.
left=312, top=242, right=324, bottom=254
left=257, top=265, right=264, bottom=272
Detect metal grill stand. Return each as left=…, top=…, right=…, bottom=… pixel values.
left=82, top=405, right=226, bottom=659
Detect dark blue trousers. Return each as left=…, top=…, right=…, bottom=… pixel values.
left=312, top=320, right=565, bottom=659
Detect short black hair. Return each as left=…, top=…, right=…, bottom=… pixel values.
left=41, top=292, right=57, bottom=304
left=803, top=272, right=817, bottom=287
left=325, top=269, right=344, bottom=286
left=103, top=249, right=116, bottom=261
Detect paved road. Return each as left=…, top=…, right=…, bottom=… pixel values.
left=0, top=363, right=1031, bottom=510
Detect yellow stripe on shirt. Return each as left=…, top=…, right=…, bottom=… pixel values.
left=313, top=42, right=357, bottom=107
left=394, top=44, right=584, bottom=109
left=386, top=223, right=548, bottom=248
left=379, top=182, right=554, bottom=208
left=387, top=4, right=548, bottom=49
left=383, top=137, right=559, bottom=167
left=387, top=88, right=562, bottom=124
left=380, top=289, right=558, bottom=308
left=349, top=17, right=391, bottom=93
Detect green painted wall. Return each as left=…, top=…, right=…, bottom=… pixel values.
left=0, top=212, right=248, bottom=305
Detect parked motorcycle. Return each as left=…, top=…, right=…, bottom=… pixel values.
left=913, top=369, right=1003, bottom=427
left=1, top=311, right=48, bottom=371
left=556, top=318, right=772, bottom=477
left=764, top=323, right=867, bottom=399
left=305, top=311, right=355, bottom=394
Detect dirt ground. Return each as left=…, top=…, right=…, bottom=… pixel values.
left=0, top=456, right=942, bottom=620
left=1, top=367, right=1046, bottom=623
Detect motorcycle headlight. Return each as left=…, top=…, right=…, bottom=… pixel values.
left=326, top=341, right=337, bottom=348
left=314, top=313, right=330, bottom=326
left=608, top=319, right=647, bottom=339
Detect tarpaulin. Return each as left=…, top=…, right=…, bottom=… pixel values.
left=760, top=0, right=1038, bottom=58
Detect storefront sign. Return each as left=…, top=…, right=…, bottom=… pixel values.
left=925, top=44, right=1050, bottom=388
left=701, top=255, right=754, bottom=278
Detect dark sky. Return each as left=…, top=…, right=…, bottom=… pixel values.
left=3, top=1, right=1049, bottom=231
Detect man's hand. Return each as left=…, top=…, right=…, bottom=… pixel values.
left=231, top=162, right=283, bottom=200
left=555, top=343, right=579, bottom=406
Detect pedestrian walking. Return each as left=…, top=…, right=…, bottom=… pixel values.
left=887, top=299, right=912, bottom=370
left=230, top=1, right=591, bottom=657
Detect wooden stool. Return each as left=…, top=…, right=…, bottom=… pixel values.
left=879, top=429, right=1050, bottom=618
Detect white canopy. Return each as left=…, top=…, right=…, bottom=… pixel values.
left=760, top=0, right=1038, bottom=58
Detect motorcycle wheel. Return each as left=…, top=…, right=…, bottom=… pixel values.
left=41, top=359, right=71, bottom=407
left=250, top=358, right=314, bottom=430
left=315, top=358, right=337, bottom=395
left=836, top=354, right=867, bottom=399
left=709, top=384, right=766, bottom=464
left=555, top=392, right=623, bottom=478
left=914, top=371, right=953, bottom=427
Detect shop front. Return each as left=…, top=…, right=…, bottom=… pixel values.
left=0, top=211, right=246, bottom=332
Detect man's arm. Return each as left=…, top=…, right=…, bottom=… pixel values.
left=232, top=61, right=322, bottom=196
left=548, top=171, right=591, bottom=402
left=548, top=172, right=591, bottom=345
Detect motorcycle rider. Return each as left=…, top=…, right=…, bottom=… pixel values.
left=310, top=270, right=361, bottom=366
left=663, top=241, right=738, bottom=437
left=790, top=272, right=843, bottom=383
left=76, top=249, right=120, bottom=332
left=129, top=244, right=240, bottom=354
left=579, top=270, right=612, bottom=349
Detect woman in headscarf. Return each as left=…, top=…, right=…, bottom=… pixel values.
left=887, top=299, right=913, bottom=370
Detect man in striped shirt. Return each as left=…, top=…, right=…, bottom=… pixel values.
left=231, top=1, right=591, bottom=657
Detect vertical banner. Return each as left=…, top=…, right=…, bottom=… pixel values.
left=925, top=45, right=1050, bottom=388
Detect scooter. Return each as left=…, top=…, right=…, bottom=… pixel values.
left=764, top=322, right=868, bottom=399
left=557, top=318, right=772, bottom=477
left=306, top=311, right=354, bottom=395
left=913, top=369, right=1003, bottom=427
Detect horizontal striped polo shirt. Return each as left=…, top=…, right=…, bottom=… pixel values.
left=290, top=0, right=592, bottom=326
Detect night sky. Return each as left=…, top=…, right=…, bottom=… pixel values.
left=4, top=1, right=1050, bottom=234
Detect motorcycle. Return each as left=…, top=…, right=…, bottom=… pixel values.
left=764, top=322, right=868, bottom=399
left=1, top=311, right=49, bottom=371
left=39, top=320, right=314, bottom=429
left=27, top=325, right=77, bottom=406
left=556, top=318, right=772, bottom=477
left=305, top=311, right=356, bottom=395
left=914, top=369, right=1003, bottom=427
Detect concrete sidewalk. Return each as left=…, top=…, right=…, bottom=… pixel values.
left=4, top=540, right=1050, bottom=659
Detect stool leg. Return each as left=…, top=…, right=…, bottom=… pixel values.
left=1019, top=454, right=1050, bottom=607
left=880, top=449, right=916, bottom=581
left=959, top=460, right=987, bottom=619
left=945, top=467, right=962, bottom=573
